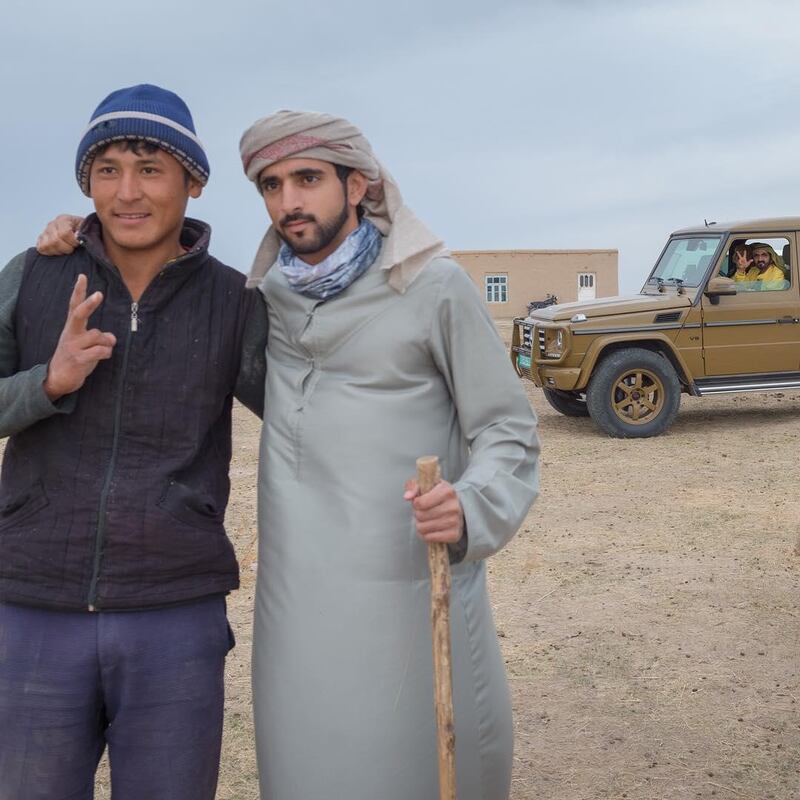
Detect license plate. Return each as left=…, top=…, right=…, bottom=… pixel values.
left=517, top=354, right=531, bottom=369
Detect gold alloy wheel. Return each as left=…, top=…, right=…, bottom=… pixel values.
left=611, top=368, right=665, bottom=425
left=586, top=347, right=681, bottom=438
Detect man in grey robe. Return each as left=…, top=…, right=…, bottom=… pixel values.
left=239, top=110, right=540, bottom=800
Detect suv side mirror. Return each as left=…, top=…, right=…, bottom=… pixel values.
left=704, top=276, right=737, bottom=305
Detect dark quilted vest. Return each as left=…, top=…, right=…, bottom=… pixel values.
left=0, top=217, right=252, bottom=610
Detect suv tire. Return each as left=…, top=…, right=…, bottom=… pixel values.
left=587, top=348, right=680, bottom=438
left=543, top=388, right=590, bottom=417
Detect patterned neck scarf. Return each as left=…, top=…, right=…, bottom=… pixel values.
left=278, top=219, right=383, bottom=301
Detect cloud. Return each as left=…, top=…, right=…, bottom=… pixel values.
left=3, top=0, right=800, bottom=293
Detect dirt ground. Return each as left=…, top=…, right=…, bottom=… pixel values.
left=10, top=320, right=798, bottom=799
left=213, top=321, right=799, bottom=800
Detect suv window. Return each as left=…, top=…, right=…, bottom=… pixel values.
left=647, top=236, right=721, bottom=288
left=720, top=236, right=791, bottom=291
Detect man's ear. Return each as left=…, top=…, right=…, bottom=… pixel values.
left=347, top=170, right=369, bottom=208
left=188, top=177, right=203, bottom=200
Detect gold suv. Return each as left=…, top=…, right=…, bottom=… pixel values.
left=511, top=218, right=799, bottom=437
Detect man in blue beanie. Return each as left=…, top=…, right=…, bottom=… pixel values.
left=0, top=84, right=266, bottom=800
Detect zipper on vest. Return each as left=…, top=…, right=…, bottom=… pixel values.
left=86, top=319, right=136, bottom=610
left=130, top=302, right=139, bottom=332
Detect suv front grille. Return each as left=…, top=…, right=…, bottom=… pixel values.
left=537, top=327, right=546, bottom=357
left=522, top=325, right=532, bottom=349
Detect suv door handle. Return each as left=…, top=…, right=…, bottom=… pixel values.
left=777, top=316, right=800, bottom=324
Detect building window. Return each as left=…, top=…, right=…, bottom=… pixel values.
left=485, top=274, right=508, bottom=303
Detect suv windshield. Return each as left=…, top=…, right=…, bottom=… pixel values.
left=646, top=236, right=722, bottom=288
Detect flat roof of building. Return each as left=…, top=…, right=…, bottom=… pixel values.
left=451, top=248, right=618, bottom=255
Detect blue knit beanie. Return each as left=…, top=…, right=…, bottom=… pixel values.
left=75, top=84, right=210, bottom=196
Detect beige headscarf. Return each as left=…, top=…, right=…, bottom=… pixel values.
left=748, top=242, right=788, bottom=274
left=239, top=110, right=448, bottom=292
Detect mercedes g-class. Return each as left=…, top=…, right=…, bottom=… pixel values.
left=511, top=218, right=800, bottom=437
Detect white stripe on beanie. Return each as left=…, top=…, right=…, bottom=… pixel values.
left=82, top=111, right=206, bottom=152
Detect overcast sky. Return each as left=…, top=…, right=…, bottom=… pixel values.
left=2, top=0, right=799, bottom=293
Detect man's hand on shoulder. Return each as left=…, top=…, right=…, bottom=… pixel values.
left=44, top=275, right=116, bottom=401
left=404, top=478, right=465, bottom=545
left=36, top=215, right=84, bottom=256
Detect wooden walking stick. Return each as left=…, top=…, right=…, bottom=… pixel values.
left=416, top=455, right=456, bottom=800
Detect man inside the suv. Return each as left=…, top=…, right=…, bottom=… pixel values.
left=730, top=241, right=788, bottom=290
left=750, top=243, right=789, bottom=288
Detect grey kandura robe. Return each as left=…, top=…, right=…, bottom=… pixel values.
left=253, top=255, right=539, bottom=800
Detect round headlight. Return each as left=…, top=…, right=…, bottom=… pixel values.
left=544, top=327, right=567, bottom=358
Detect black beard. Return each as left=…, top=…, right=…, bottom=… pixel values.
left=277, top=196, right=350, bottom=257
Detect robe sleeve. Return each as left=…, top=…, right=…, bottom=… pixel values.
left=427, top=260, right=540, bottom=562
left=0, top=251, right=78, bottom=439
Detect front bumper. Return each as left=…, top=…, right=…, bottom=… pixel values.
left=533, top=366, right=582, bottom=390
left=512, top=348, right=581, bottom=390
left=513, top=318, right=579, bottom=389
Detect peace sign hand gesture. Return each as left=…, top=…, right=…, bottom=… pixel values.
left=43, top=274, right=117, bottom=401
left=735, top=249, right=753, bottom=273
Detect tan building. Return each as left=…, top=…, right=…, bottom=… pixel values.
left=452, top=249, right=619, bottom=320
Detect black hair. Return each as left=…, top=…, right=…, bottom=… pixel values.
left=92, top=139, right=192, bottom=186
left=333, top=164, right=364, bottom=220
left=94, top=139, right=161, bottom=158
left=334, top=163, right=353, bottom=184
